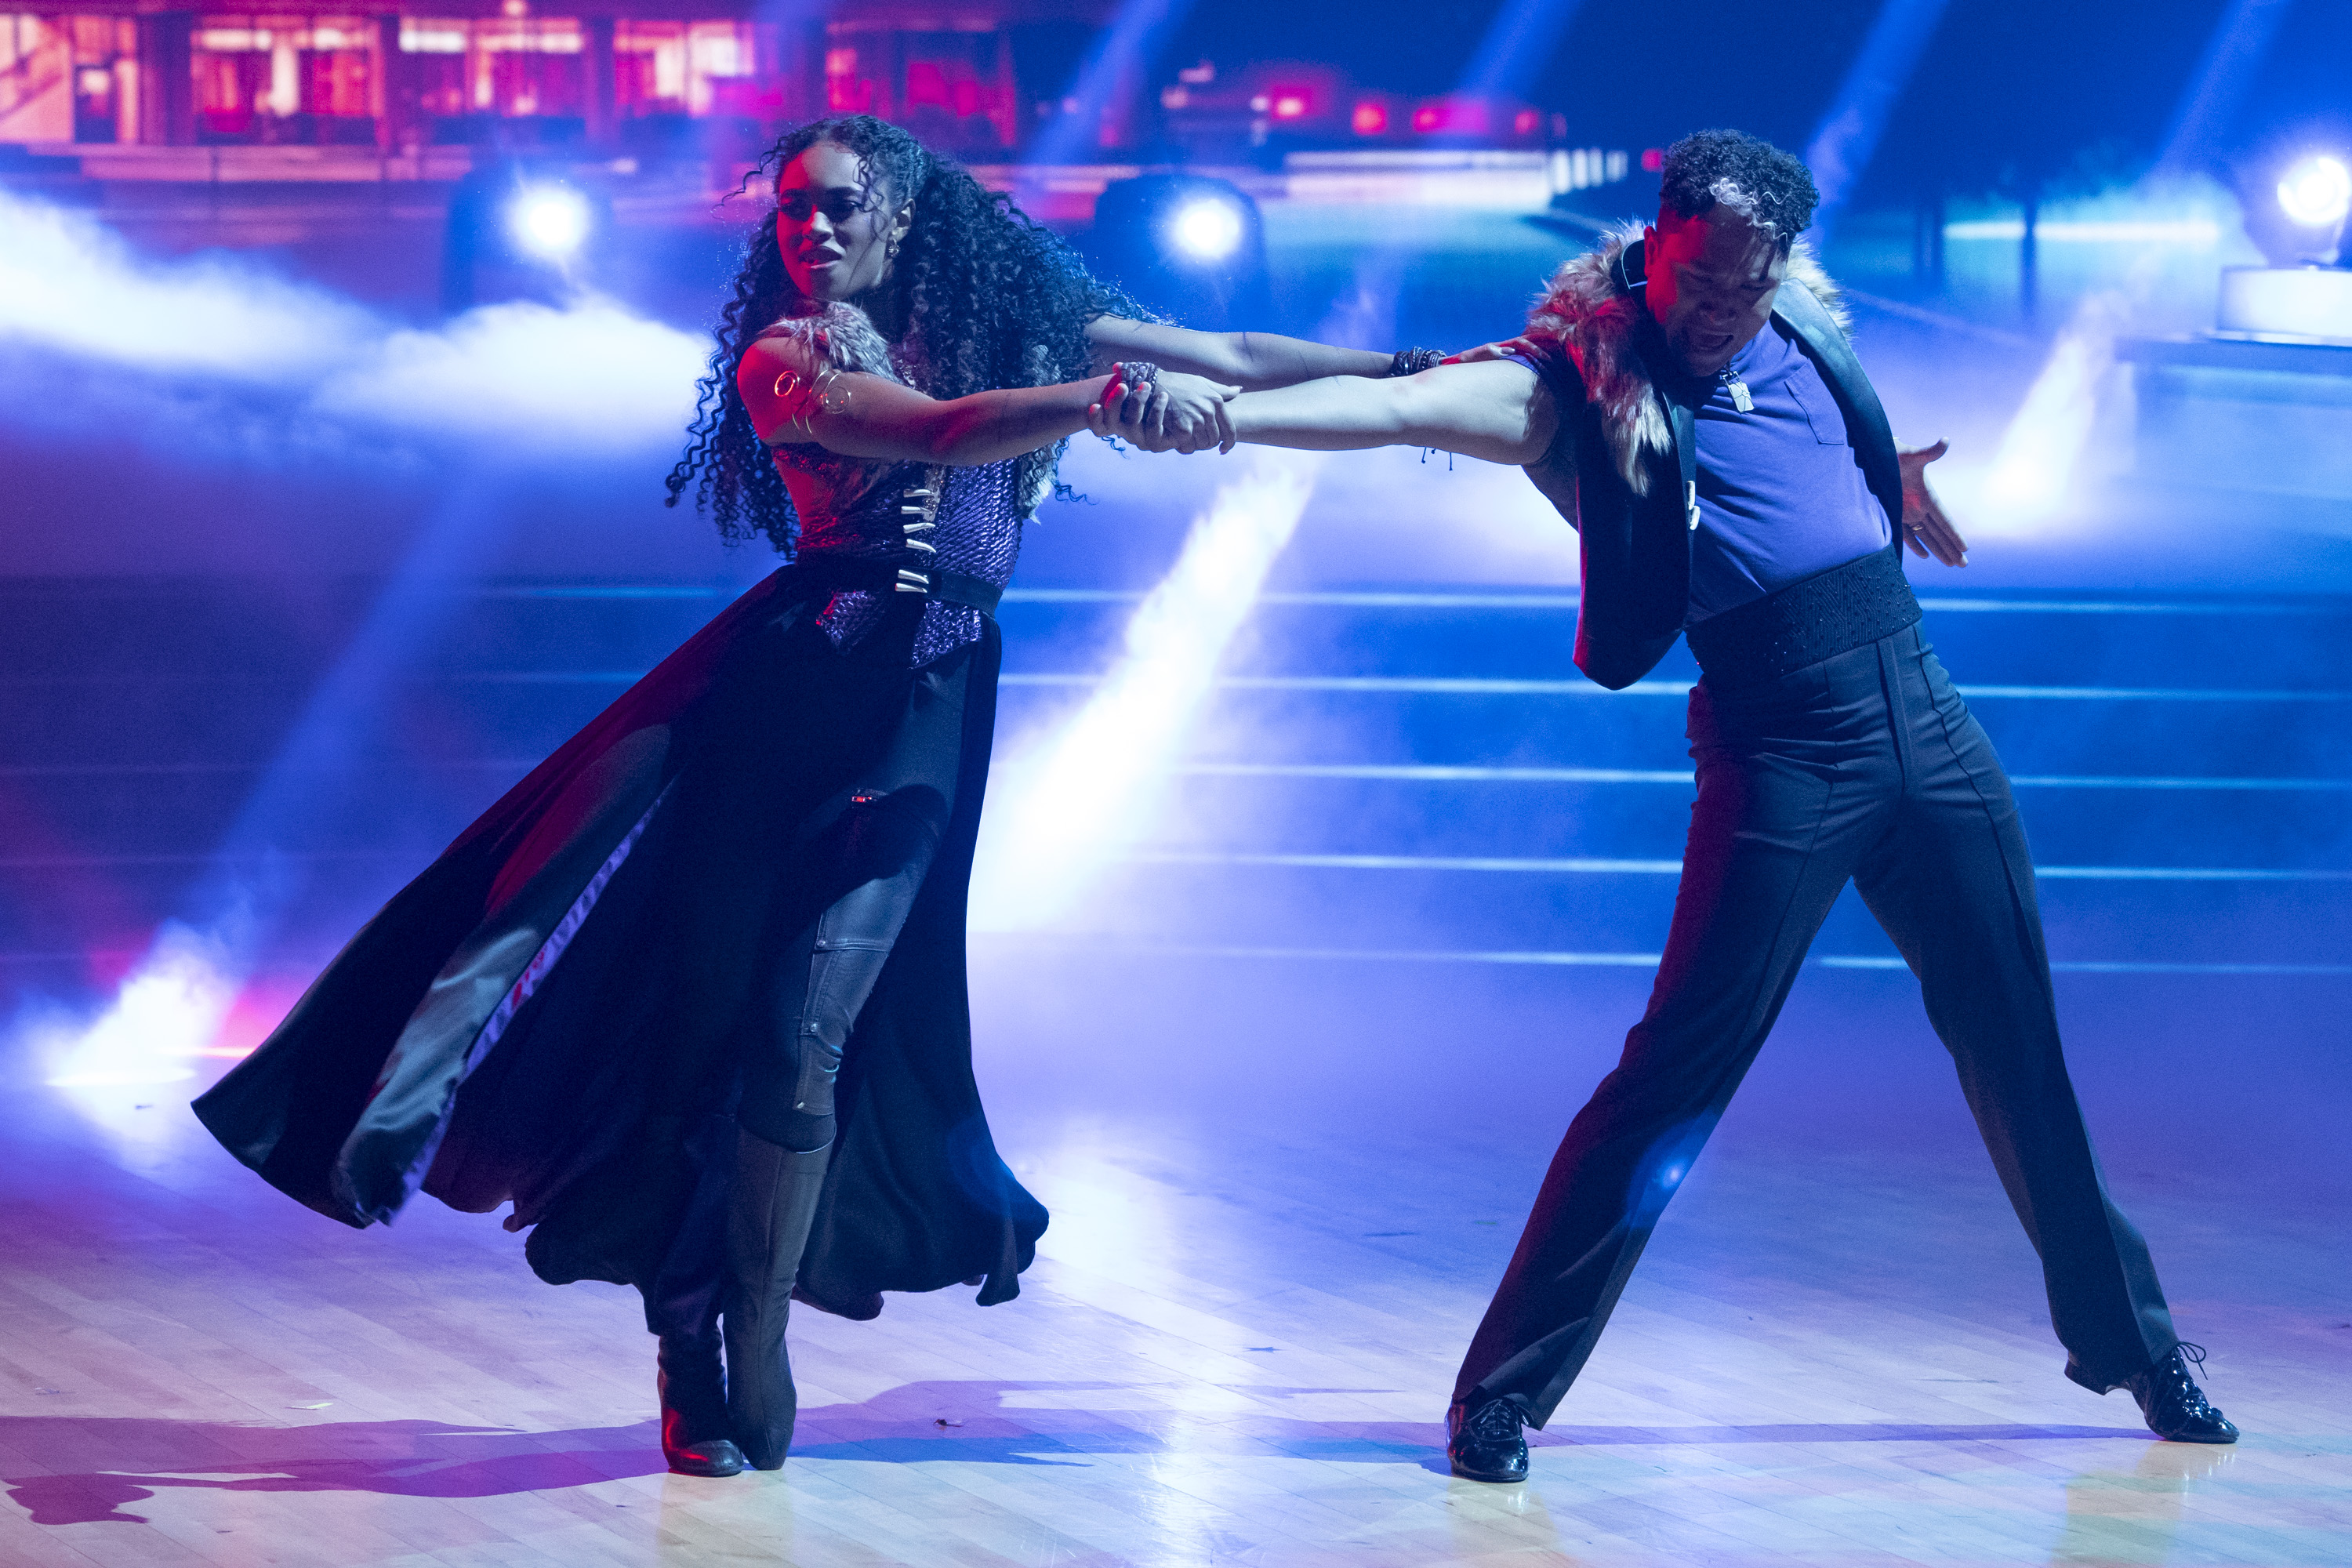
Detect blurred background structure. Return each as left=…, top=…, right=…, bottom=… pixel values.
left=2, top=5, right=2349, bottom=1559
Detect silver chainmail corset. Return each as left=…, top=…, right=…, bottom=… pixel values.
left=771, top=445, right=1026, bottom=666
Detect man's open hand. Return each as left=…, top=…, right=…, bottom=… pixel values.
left=1897, top=438, right=1968, bottom=567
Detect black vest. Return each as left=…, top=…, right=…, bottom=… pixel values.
left=1538, top=240, right=1907, bottom=691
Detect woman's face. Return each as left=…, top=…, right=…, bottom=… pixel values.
left=775, top=141, right=911, bottom=303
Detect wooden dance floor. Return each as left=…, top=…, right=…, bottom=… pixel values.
left=3, top=1001, right=2347, bottom=1568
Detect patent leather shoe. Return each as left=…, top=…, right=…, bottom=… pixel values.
left=2126, top=1344, right=2238, bottom=1443
left=1447, top=1398, right=1530, bottom=1483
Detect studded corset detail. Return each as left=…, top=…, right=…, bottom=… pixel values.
left=777, top=448, right=1026, bottom=667
left=754, top=301, right=1033, bottom=668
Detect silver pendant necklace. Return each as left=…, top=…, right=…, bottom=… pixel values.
left=1717, top=364, right=1753, bottom=413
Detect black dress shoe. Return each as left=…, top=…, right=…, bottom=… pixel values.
left=662, top=1417, right=748, bottom=1479
left=2125, top=1344, right=2238, bottom=1444
left=1447, top=1398, right=1530, bottom=1483
left=658, top=1330, right=747, bottom=1477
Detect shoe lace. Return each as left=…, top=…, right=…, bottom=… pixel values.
left=1465, top=1399, right=1524, bottom=1442
left=2155, top=1342, right=2221, bottom=1417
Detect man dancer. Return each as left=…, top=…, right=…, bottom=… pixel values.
left=1099, top=129, right=2237, bottom=1481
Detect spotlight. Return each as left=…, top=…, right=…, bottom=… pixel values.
left=508, top=184, right=592, bottom=261
left=1169, top=197, right=1244, bottom=263
left=2277, top=155, right=2351, bottom=230
left=444, top=162, right=611, bottom=311
left=1085, top=173, right=1269, bottom=328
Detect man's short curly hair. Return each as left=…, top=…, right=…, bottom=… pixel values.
left=1658, top=129, right=1819, bottom=253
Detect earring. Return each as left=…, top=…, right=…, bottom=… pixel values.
left=885, top=234, right=902, bottom=262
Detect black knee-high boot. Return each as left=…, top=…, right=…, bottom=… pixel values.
left=657, top=1325, right=746, bottom=1477
left=723, top=781, right=945, bottom=1469
left=723, top=1127, right=832, bottom=1469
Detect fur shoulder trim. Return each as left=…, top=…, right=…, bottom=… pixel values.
left=1781, top=241, right=1849, bottom=336
left=754, top=301, right=916, bottom=386
left=1523, top=223, right=1664, bottom=495
left=1520, top=226, right=1849, bottom=495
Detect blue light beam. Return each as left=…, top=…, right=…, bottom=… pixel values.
left=1459, top=0, right=1588, bottom=101
left=1802, top=0, right=1955, bottom=244
left=1024, top=0, right=1201, bottom=171
left=2158, top=0, right=2299, bottom=170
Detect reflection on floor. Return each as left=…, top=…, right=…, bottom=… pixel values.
left=5, top=1046, right=2346, bottom=1567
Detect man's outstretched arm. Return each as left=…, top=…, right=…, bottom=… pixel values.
left=1093, top=359, right=1557, bottom=467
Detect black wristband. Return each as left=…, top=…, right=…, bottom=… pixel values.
left=1387, top=347, right=1443, bottom=377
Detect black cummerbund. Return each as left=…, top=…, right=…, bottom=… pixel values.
left=1684, top=543, right=1921, bottom=691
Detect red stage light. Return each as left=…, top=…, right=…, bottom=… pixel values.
left=1642, top=147, right=1664, bottom=172
left=1411, top=105, right=1439, bottom=132
left=1514, top=109, right=1539, bottom=136
left=1352, top=101, right=1386, bottom=135
left=1270, top=88, right=1308, bottom=121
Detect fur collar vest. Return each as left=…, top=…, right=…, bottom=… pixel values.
left=1523, top=223, right=1849, bottom=496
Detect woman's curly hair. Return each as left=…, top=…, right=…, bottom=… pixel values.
left=663, top=114, right=1149, bottom=552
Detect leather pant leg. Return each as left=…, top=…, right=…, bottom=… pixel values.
left=738, top=780, right=953, bottom=1154
left=1850, top=629, right=2176, bottom=1390
left=723, top=779, right=953, bottom=1468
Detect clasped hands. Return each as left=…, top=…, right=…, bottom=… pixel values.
left=1087, top=364, right=1240, bottom=454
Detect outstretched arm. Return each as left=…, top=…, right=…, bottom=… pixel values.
left=1094, top=359, right=1556, bottom=466
left=1086, top=316, right=1396, bottom=390
left=741, top=336, right=1233, bottom=465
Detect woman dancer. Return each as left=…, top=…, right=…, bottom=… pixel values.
left=194, top=114, right=1412, bottom=1479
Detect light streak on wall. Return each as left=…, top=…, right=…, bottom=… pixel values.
left=1984, top=289, right=2130, bottom=518
left=2158, top=0, right=2299, bottom=172
left=3, top=190, right=699, bottom=1109
left=1802, top=0, right=1954, bottom=241
left=1022, top=0, right=1197, bottom=169
left=971, top=451, right=1323, bottom=932
left=1982, top=0, right=2292, bottom=525
left=24, top=477, right=510, bottom=1107
left=1457, top=0, right=1588, bottom=100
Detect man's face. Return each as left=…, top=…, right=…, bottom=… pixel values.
left=1642, top=207, right=1788, bottom=378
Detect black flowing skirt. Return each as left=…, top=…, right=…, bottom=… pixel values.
left=193, top=564, right=1048, bottom=1319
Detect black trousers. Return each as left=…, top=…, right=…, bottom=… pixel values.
left=1454, top=624, right=2180, bottom=1425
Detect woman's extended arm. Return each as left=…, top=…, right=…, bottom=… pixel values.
left=739, top=336, right=1235, bottom=465
left=1097, top=359, right=1556, bottom=466
left=1085, top=316, right=1396, bottom=390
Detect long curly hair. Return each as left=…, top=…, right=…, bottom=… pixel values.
left=664, top=115, right=1148, bottom=552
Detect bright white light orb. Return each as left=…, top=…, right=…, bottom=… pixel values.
left=1169, top=198, right=1244, bottom=263
left=2278, top=155, right=2352, bottom=229
left=510, top=186, right=592, bottom=260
